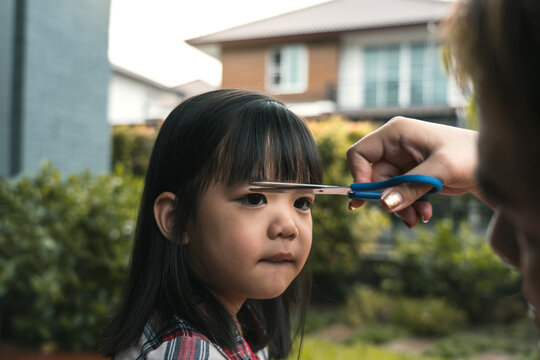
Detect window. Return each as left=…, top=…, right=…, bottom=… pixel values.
left=363, top=45, right=400, bottom=107
left=410, top=43, right=447, bottom=105
left=267, top=45, right=308, bottom=94
left=362, top=43, right=448, bottom=107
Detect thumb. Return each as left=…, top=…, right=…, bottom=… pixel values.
left=379, top=161, right=446, bottom=213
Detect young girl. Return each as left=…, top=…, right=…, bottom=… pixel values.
left=100, top=89, right=322, bottom=359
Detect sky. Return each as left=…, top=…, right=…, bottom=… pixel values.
left=108, top=0, right=330, bottom=87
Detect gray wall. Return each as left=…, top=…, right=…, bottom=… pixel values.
left=0, top=0, right=18, bottom=177
left=0, top=0, right=111, bottom=178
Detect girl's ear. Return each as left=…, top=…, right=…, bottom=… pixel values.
left=154, top=192, right=178, bottom=241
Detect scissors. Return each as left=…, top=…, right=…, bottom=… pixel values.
left=249, top=174, right=442, bottom=201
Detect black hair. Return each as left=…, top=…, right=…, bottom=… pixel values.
left=100, top=89, right=322, bottom=359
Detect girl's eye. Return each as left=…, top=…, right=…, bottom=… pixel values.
left=294, top=197, right=313, bottom=211
left=239, top=193, right=267, bottom=206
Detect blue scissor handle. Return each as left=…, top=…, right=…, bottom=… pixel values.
left=348, top=174, right=443, bottom=201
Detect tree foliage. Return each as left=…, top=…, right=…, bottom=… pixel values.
left=377, top=220, right=523, bottom=322
left=0, top=164, right=142, bottom=350
left=308, top=118, right=390, bottom=298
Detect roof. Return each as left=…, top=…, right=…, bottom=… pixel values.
left=111, top=64, right=185, bottom=96
left=187, top=0, right=453, bottom=45
left=172, top=79, right=216, bottom=98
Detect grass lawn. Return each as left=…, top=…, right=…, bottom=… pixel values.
left=290, top=336, right=443, bottom=359
left=293, top=306, right=540, bottom=360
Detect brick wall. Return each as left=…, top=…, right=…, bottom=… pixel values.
left=279, top=41, right=338, bottom=103
left=221, top=40, right=339, bottom=103
left=222, top=46, right=267, bottom=91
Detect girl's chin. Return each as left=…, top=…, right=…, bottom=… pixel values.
left=250, top=287, right=290, bottom=300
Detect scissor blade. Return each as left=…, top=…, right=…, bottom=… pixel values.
left=249, top=181, right=351, bottom=196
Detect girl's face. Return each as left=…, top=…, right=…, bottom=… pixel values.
left=186, top=182, right=314, bottom=315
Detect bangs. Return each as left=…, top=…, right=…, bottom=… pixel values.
left=210, top=100, right=322, bottom=186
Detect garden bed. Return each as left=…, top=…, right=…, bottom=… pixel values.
left=0, top=343, right=103, bottom=360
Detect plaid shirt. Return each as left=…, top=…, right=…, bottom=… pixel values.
left=114, top=316, right=269, bottom=360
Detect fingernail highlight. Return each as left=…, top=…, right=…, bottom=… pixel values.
left=421, top=216, right=429, bottom=224
left=381, top=191, right=402, bottom=210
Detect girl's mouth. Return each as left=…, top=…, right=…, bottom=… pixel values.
left=261, top=253, right=294, bottom=262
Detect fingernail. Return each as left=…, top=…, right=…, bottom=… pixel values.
left=348, top=201, right=356, bottom=211
left=381, top=191, right=402, bottom=210
left=421, top=216, right=429, bottom=224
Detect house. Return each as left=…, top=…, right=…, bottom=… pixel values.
left=172, top=79, right=217, bottom=99
left=187, top=0, right=465, bottom=124
left=109, top=65, right=216, bottom=125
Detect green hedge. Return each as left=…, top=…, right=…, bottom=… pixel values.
left=345, top=286, right=467, bottom=336
left=377, top=220, right=523, bottom=322
left=3, top=117, right=518, bottom=350
left=0, top=164, right=142, bottom=350
left=308, top=119, right=390, bottom=298
left=112, top=125, right=156, bottom=176
left=0, top=118, right=390, bottom=349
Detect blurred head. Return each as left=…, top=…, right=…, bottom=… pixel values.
left=446, top=0, right=540, bottom=325
left=102, top=89, right=322, bottom=357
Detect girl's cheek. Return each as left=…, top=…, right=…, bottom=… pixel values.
left=303, top=229, right=313, bottom=258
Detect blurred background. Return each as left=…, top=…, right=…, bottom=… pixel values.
left=0, top=0, right=538, bottom=359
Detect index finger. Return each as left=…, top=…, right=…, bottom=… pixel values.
left=347, top=130, right=388, bottom=183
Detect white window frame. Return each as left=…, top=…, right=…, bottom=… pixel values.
left=362, top=42, right=448, bottom=108
left=363, top=45, right=401, bottom=108
left=338, top=29, right=456, bottom=110
left=409, top=43, right=448, bottom=106
left=266, top=44, right=308, bottom=94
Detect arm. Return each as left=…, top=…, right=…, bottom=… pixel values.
left=347, top=117, right=482, bottom=227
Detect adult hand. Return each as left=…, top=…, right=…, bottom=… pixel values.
left=347, top=117, right=481, bottom=227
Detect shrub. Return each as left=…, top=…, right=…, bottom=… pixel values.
left=347, top=324, right=410, bottom=345
left=424, top=330, right=539, bottom=360
left=112, top=125, right=157, bottom=176
left=303, top=306, right=346, bottom=334
left=390, top=296, right=467, bottom=336
left=0, top=117, right=391, bottom=349
left=345, top=286, right=467, bottom=336
left=377, top=220, right=522, bottom=322
left=424, top=333, right=498, bottom=359
left=344, top=286, right=392, bottom=326
left=0, top=164, right=142, bottom=350
left=308, top=118, right=391, bottom=298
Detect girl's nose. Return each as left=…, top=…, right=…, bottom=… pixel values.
left=267, top=207, right=299, bottom=240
